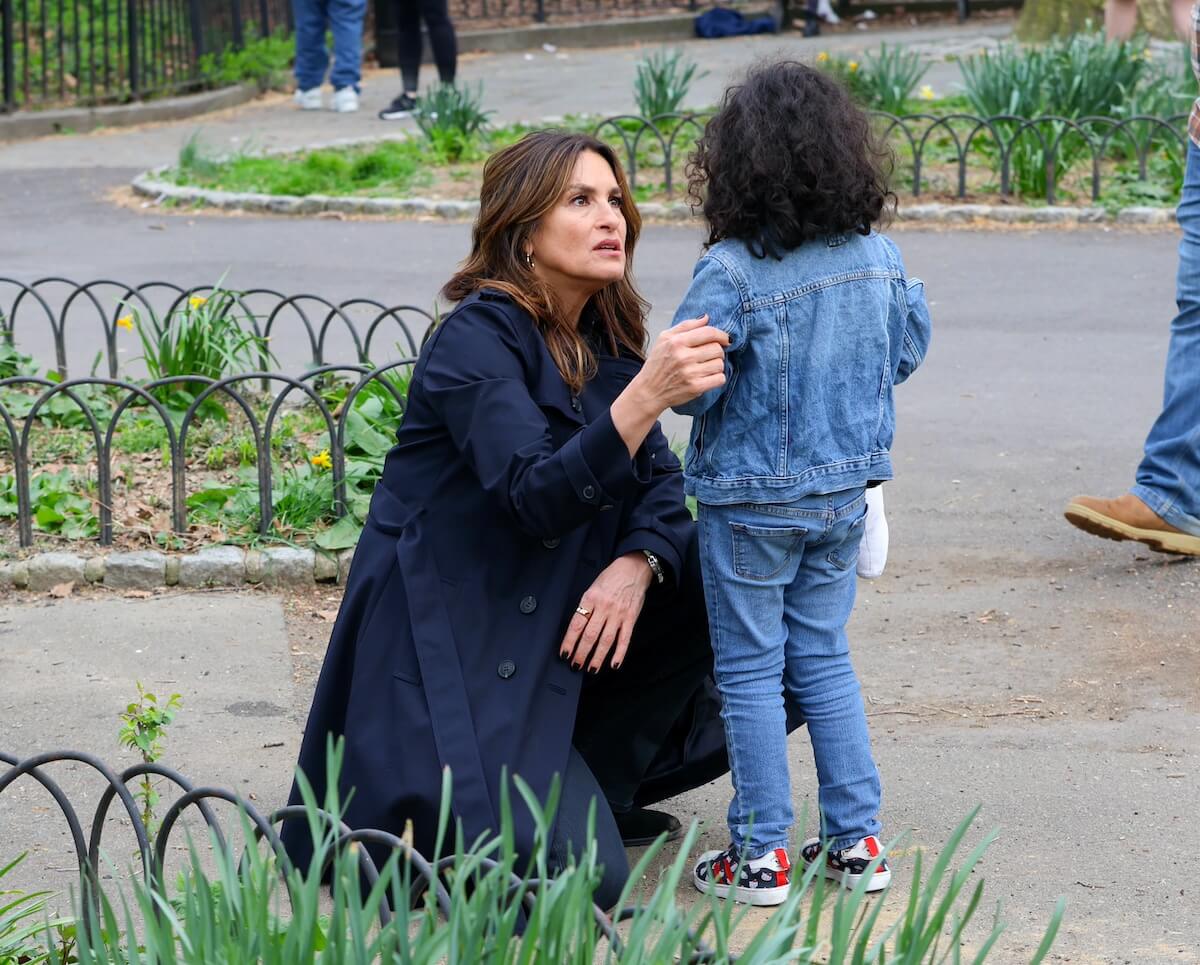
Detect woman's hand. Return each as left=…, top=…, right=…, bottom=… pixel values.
left=634, top=314, right=730, bottom=411
left=560, top=552, right=653, bottom=673
left=609, top=315, right=728, bottom=457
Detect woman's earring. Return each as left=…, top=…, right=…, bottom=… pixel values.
left=524, top=251, right=535, bottom=269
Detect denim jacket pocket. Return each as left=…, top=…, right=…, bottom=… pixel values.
left=827, top=513, right=867, bottom=571
left=731, top=522, right=809, bottom=582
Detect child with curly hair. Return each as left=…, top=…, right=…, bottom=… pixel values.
left=673, top=60, right=933, bottom=905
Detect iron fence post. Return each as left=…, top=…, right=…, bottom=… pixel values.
left=259, top=0, right=270, bottom=36
left=188, top=0, right=205, bottom=61
left=534, top=0, right=545, bottom=22
left=1, top=0, right=14, bottom=111
left=127, top=0, right=140, bottom=97
left=231, top=0, right=245, bottom=48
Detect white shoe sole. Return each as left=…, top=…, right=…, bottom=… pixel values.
left=805, top=858, right=892, bottom=893
left=692, top=868, right=791, bottom=906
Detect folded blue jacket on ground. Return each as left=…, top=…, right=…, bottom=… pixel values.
left=694, top=6, right=779, bottom=37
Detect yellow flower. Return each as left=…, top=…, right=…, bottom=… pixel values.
left=116, top=314, right=134, bottom=331
left=918, top=85, right=936, bottom=100
left=817, top=51, right=829, bottom=63
left=311, top=449, right=333, bottom=470
left=848, top=61, right=859, bottom=72
left=188, top=295, right=208, bottom=310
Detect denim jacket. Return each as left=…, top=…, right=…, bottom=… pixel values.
left=671, top=231, right=932, bottom=505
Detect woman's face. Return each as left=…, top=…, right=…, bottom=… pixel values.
left=528, top=150, right=628, bottom=303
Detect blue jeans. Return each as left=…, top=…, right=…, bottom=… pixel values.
left=292, top=0, right=366, bottom=91
left=1132, top=139, right=1200, bottom=537
left=698, top=491, right=881, bottom=858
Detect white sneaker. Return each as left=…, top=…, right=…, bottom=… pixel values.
left=816, top=0, right=841, bottom=22
left=693, top=845, right=791, bottom=906
left=857, top=486, right=889, bottom=579
left=332, top=86, right=359, bottom=113
left=294, top=87, right=323, bottom=110
left=800, top=835, right=891, bottom=892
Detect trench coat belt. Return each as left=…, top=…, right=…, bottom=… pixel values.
left=395, top=524, right=497, bottom=840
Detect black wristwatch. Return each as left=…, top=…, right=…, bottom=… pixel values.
left=642, top=550, right=664, bottom=585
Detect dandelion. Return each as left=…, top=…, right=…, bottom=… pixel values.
left=848, top=61, right=859, bottom=73
left=817, top=51, right=829, bottom=63
left=188, top=295, right=208, bottom=310
left=116, top=314, right=134, bottom=331
left=311, top=449, right=333, bottom=470
left=918, top=85, right=936, bottom=101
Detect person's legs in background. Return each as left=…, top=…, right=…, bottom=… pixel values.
left=292, top=0, right=330, bottom=108
left=419, top=0, right=458, bottom=85
left=1066, top=140, right=1200, bottom=555
left=327, top=0, right=367, bottom=110
left=1130, top=139, right=1200, bottom=536
left=379, top=0, right=457, bottom=119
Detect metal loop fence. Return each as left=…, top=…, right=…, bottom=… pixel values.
left=0, top=749, right=722, bottom=959
left=0, top=277, right=434, bottom=548
left=592, top=111, right=1191, bottom=205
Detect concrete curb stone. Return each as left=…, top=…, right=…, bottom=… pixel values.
left=178, top=546, right=247, bottom=588
left=131, top=170, right=1175, bottom=226
left=104, top=551, right=167, bottom=590
left=3, top=545, right=357, bottom=591
left=260, top=547, right=315, bottom=587
left=26, top=553, right=87, bottom=591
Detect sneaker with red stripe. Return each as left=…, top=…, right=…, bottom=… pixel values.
left=800, top=834, right=891, bottom=892
left=692, top=845, right=791, bottom=905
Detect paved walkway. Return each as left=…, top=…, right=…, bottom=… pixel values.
left=2, top=17, right=1199, bottom=964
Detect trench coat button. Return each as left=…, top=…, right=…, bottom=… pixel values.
left=542, top=538, right=560, bottom=549
left=582, top=485, right=596, bottom=500
left=519, top=595, right=537, bottom=614
left=498, top=659, right=517, bottom=679
left=570, top=395, right=582, bottom=412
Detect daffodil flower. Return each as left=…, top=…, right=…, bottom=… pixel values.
left=918, top=85, right=936, bottom=100
left=311, top=449, right=333, bottom=470
left=188, top=295, right=208, bottom=310
left=848, top=61, right=859, bottom=72
left=116, top=314, right=134, bottom=331
left=817, top=51, right=830, bottom=63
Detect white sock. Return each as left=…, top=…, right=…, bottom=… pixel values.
left=857, top=487, right=889, bottom=579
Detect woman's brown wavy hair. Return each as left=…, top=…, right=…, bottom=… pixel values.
left=442, top=131, right=649, bottom=393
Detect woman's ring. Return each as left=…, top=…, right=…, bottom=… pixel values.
left=575, top=605, right=592, bottom=617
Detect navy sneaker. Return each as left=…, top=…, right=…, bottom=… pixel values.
left=800, top=834, right=891, bottom=892
left=378, top=93, right=417, bottom=120
left=693, top=845, right=791, bottom=906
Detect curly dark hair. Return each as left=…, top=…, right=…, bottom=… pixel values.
left=687, top=61, right=895, bottom=258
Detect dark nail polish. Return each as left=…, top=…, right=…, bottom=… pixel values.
left=611, top=661, right=621, bottom=670
left=588, top=666, right=598, bottom=675
left=560, top=651, right=570, bottom=660
left=572, top=663, right=582, bottom=671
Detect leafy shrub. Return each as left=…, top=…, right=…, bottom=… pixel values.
left=860, top=44, right=931, bottom=115
left=959, top=28, right=1150, bottom=197
left=0, top=467, right=98, bottom=539
left=197, top=30, right=294, bottom=91
left=0, top=341, right=36, bottom=379
left=634, top=48, right=707, bottom=119
left=121, top=287, right=274, bottom=415
left=415, top=83, right=494, bottom=163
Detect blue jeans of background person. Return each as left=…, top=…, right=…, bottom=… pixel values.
left=293, top=0, right=366, bottom=91
left=1132, top=139, right=1200, bottom=536
left=698, top=491, right=881, bottom=859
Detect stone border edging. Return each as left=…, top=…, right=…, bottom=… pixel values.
left=0, top=545, right=355, bottom=592
left=0, top=83, right=262, bottom=144
left=132, top=167, right=1176, bottom=225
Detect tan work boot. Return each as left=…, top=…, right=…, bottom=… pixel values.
left=1064, top=493, right=1200, bottom=557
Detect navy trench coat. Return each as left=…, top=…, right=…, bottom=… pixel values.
left=283, top=290, right=732, bottom=869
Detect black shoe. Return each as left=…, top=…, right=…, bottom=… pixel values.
left=613, top=807, right=682, bottom=847
left=378, top=93, right=417, bottom=120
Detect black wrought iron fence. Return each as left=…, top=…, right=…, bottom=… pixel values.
left=591, top=111, right=1191, bottom=205
left=0, top=0, right=291, bottom=111
left=0, top=277, right=435, bottom=548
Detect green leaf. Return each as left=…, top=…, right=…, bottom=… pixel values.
left=314, top=515, right=362, bottom=550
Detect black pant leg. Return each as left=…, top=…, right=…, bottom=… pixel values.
left=394, top=0, right=422, bottom=92
left=417, top=0, right=457, bottom=85
left=549, top=746, right=630, bottom=911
